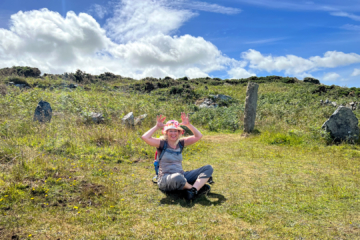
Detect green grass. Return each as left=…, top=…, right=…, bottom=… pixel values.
left=1, top=77, right=360, bottom=239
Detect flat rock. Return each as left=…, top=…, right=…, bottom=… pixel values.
left=322, top=106, right=359, bottom=142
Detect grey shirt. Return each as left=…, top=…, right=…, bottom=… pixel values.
left=157, top=140, right=185, bottom=179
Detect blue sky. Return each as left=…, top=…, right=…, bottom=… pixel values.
left=0, top=0, right=360, bottom=87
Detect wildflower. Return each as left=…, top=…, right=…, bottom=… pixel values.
left=28, top=234, right=32, bottom=237
left=121, top=199, right=124, bottom=201
left=31, top=198, right=34, bottom=200
left=4, top=195, right=8, bottom=198
left=110, top=206, right=114, bottom=208
left=73, top=206, right=78, bottom=209
left=0, top=199, right=3, bottom=201
left=131, top=174, right=134, bottom=177
left=77, top=212, right=80, bottom=214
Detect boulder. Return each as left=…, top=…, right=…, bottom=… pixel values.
left=134, top=114, right=147, bottom=126
left=304, top=77, right=320, bottom=84
left=33, top=100, right=52, bottom=123
left=244, top=82, right=259, bottom=133
left=90, top=112, right=104, bottom=123
left=122, top=112, right=134, bottom=126
left=197, top=98, right=218, bottom=108
left=68, top=84, right=78, bottom=89
left=15, top=84, right=26, bottom=89
left=331, top=102, right=337, bottom=107
left=214, top=94, right=232, bottom=101
left=322, top=106, right=359, bottom=142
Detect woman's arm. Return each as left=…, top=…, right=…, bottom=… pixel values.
left=141, top=115, right=166, bottom=147
left=180, top=112, right=203, bottom=146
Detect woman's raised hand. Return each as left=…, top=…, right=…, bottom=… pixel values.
left=156, top=115, right=166, bottom=128
left=180, top=112, right=190, bottom=126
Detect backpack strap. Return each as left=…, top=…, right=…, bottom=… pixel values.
left=158, top=139, right=185, bottom=161
left=179, top=139, right=184, bottom=153
left=158, top=141, right=167, bottom=161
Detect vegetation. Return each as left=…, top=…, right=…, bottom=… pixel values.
left=0, top=66, right=41, bottom=78
left=0, top=70, right=360, bottom=239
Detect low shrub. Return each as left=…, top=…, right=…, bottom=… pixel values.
left=6, top=76, right=31, bottom=87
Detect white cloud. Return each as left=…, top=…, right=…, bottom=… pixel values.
left=351, top=68, right=360, bottom=76
left=323, top=72, right=340, bottom=81
left=341, top=24, right=360, bottom=31
left=330, top=11, right=360, bottom=21
left=174, top=1, right=241, bottom=14
left=88, top=4, right=109, bottom=19
left=242, top=49, right=360, bottom=75
left=105, top=0, right=196, bottom=43
left=228, top=68, right=256, bottom=79
left=245, top=38, right=285, bottom=44
left=0, top=8, right=237, bottom=79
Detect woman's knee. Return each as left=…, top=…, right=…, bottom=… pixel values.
left=204, top=164, right=213, bottom=176
left=172, top=173, right=186, bottom=183
left=167, top=173, right=187, bottom=190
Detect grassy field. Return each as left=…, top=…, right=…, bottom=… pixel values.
left=1, top=76, right=360, bottom=239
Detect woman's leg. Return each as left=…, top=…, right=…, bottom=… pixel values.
left=182, top=182, right=193, bottom=190
left=184, top=165, right=213, bottom=191
left=192, top=177, right=210, bottom=191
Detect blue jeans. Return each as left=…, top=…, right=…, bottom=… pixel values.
left=158, top=165, right=213, bottom=191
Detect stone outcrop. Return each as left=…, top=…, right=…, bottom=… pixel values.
left=134, top=114, right=147, bottom=126
left=90, top=112, right=104, bottom=123
left=122, top=112, right=134, bottom=126
left=322, top=106, right=359, bottom=142
left=244, top=82, right=259, bottom=133
left=195, top=94, right=233, bottom=108
left=33, top=100, right=52, bottom=123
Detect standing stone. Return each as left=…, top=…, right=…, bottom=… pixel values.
left=34, top=100, right=52, bottom=123
left=244, top=82, right=259, bottom=133
left=122, top=112, right=134, bottom=126
left=322, top=106, right=359, bottom=142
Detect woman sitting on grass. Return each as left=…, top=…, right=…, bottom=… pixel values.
left=141, top=113, right=213, bottom=200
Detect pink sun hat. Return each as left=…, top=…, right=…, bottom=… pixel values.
left=162, top=120, right=184, bottom=135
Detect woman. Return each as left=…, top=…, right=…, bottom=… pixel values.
left=141, top=112, right=213, bottom=200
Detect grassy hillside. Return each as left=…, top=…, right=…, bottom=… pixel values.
left=1, top=73, right=360, bottom=239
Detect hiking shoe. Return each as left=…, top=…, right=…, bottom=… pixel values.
left=185, top=187, right=198, bottom=200
left=207, top=176, right=215, bottom=185
left=198, top=184, right=211, bottom=196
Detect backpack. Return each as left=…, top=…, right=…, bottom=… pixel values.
left=152, top=140, right=184, bottom=183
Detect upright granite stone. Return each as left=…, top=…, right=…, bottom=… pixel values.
left=34, top=100, right=52, bottom=123
left=322, top=106, right=359, bottom=142
left=122, top=112, right=134, bottom=126
left=244, top=82, right=259, bottom=133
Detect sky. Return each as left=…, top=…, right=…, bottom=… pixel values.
left=0, top=0, right=360, bottom=87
